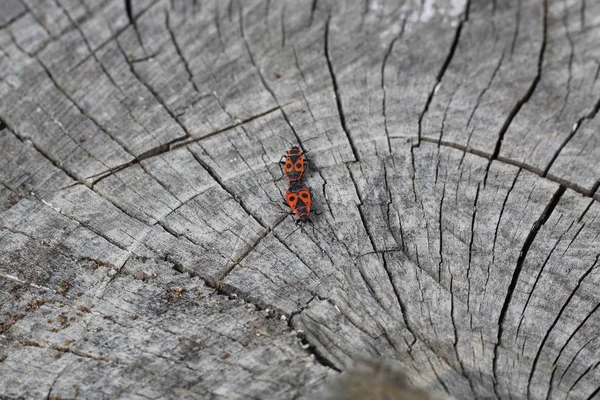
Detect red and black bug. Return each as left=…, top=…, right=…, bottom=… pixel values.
left=284, top=181, right=312, bottom=224
left=279, top=146, right=308, bottom=182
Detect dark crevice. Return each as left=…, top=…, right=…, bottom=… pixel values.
left=325, top=15, right=359, bottom=162
left=90, top=161, right=136, bottom=187
left=591, top=179, right=600, bottom=200
left=0, top=8, right=27, bottom=30
left=515, top=219, right=575, bottom=339
left=264, top=0, right=272, bottom=43
left=425, top=354, right=451, bottom=395
left=216, top=220, right=274, bottom=286
left=437, top=88, right=459, bottom=177
left=561, top=222, right=585, bottom=257
left=319, top=172, right=335, bottom=221
left=381, top=17, right=407, bottom=155
left=124, top=0, right=134, bottom=24
left=437, top=180, right=446, bottom=282
left=557, top=0, right=575, bottom=121
left=224, top=133, right=278, bottom=207
left=294, top=323, right=342, bottom=373
left=419, top=136, right=599, bottom=201
left=548, top=308, right=599, bottom=399
left=417, top=0, right=471, bottom=146
left=172, top=104, right=283, bottom=150
left=527, top=253, right=599, bottom=398
left=381, top=35, right=399, bottom=155
left=237, top=0, right=307, bottom=166
left=577, top=199, right=595, bottom=223
left=36, top=195, right=132, bottom=254
left=309, top=0, right=318, bottom=26
left=185, top=148, right=317, bottom=293
left=492, top=184, right=566, bottom=398
left=37, top=59, right=137, bottom=161
left=92, top=187, right=154, bottom=229
left=509, top=0, right=522, bottom=58
left=18, top=339, right=133, bottom=366
left=544, top=93, right=600, bottom=176
left=409, top=145, right=418, bottom=202
left=583, top=379, right=600, bottom=400
left=347, top=167, right=417, bottom=346
left=280, top=4, right=286, bottom=48
left=11, top=30, right=127, bottom=176
left=165, top=9, right=201, bottom=97
left=382, top=161, right=404, bottom=252
left=16, top=0, right=53, bottom=39
left=449, top=275, right=478, bottom=398
left=227, top=0, right=234, bottom=21
left=556, top=336, right=595, bottom=391
left=449, top=273, right=458, bottom=347
left=56, top=0, right=164, bottom=154
left=566, top=360, right=599, bottom=396
left=5, top=125, right=81, bottom=185
left=5, top=132, right=152, bottom=237
left=484, top=0, right=548, bottom=187
left=382, top=252, right=417, bottom=344
left=456, top=129, right=474, bottom=173
left=113, top=33, right=191, bottom=145
left=239, top=1, right=278, bottom=109
left=124, top=0, right=145, bottom=53
left=137, top=249, right=340, bottom=375
left=466, top=49, right=505, bottom=129
left=466, top=182, right=481, bottom=312
left=237, top=0, right=319, bottom=185
left=65, top=0, right=161, bottom=74
left=286, top=295, right=319, bottom=328
left=213, top=6, right=225, bottom=51
left=187, top=147, right=267, bottom=229
left=89, top=105, right=283, bottom=186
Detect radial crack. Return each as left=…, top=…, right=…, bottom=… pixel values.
left=492, top=184, right=565, bottom=397
left=526, top=253, right=599, bottom=398
left=420, top=137, right=599, bottom=200
left=381, top=17, right=407, bottom=155
left=325, top=15, right=359, bottom=161
left=484, top=0, right=548, bottom=186
left=544, top=93, right=600, bottom=176
left=515, top=219, right=575, bottom=339
left=466, top=182, right=481, bottom=312
left=417, top=0, right=471, bottom=145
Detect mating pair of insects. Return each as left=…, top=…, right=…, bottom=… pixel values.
left=279, top=146, right=316, bottom=225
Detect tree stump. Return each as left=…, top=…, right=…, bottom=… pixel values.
left=1, top=0, right=599, bottom=399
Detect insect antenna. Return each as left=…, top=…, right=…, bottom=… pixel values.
left=274, top=134, right=295, bottom=148
left=302, top=217, right=327, bottom=238
left=282, top=224, right=303, bottom=242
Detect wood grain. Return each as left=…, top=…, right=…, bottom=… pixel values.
left=1, top=0, right=599, bottom=399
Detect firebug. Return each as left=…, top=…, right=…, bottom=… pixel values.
left=279, top=146, right=308, bottom=182
left=284, top=181, right=313, bottom=224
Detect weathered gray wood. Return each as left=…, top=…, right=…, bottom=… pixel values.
left=501, top=0, right=600, bottom=191
left=0, top=130, right=73, bottom=212
left=1, top=0, right=600, bottom=399
left=0, top=0, right=25, bottom=30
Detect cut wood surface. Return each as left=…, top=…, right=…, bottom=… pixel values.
left=1, top=0, right=599, bottom=399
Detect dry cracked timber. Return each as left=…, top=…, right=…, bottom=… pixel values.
left=1, top=0, right=600, bottom=399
